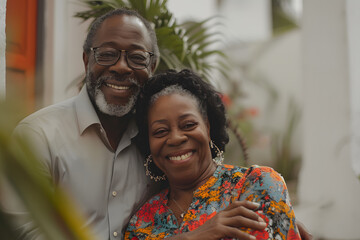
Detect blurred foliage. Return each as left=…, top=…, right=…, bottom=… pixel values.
left=272, top=98, right=302, bottom=181
left=223, top=1, right=302, bottom=180
left=0, top=96, right=94, bottom=239
left=272, top=0, right=299, bottom=35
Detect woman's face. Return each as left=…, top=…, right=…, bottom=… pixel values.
left=147, top=93, right=213, bottom=185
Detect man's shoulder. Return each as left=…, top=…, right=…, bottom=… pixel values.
left=22, top=98, right=76, bottom=123
left=17, top=97, right=78, bottom=132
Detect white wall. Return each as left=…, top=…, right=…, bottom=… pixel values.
left=0, top=0, right=6, bottom=100
left=168, top=0, right=271, bottom=43
left=297, top=0, right=360, bottom=239
left=42, top=0, right=90, bottom=106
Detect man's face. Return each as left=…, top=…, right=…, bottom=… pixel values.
left=84, top=15, right=155, bottom=117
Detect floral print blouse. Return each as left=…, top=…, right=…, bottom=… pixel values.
left=124, top=165, right=301, bottom=239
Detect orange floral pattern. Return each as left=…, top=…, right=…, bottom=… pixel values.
left=124, top=165, right=301, bottom=240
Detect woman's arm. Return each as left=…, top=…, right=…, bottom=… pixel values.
left=125, top=200, right=266, bottom=240
left=238, top=166, right=301, bottom=239
left=166, top=201, right=266, bottom=240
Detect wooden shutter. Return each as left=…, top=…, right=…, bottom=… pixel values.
left=6, top=0, right=38, bottom=112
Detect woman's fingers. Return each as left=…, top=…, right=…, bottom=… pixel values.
left=224, top=214, right=267, bottom=230
left=220, top=226, right=258, bottom=240
left=224, top=200, right=260, bottom=212
left=222, top=201, right=262, bottom=220
left=188, top=200, right=266, bottom=239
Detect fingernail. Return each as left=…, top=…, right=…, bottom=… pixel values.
left=258, top=217, right=264, bottom=222
left=250, top=236, right=256, bottom=240
left=259, top=221, right=267, bottom=227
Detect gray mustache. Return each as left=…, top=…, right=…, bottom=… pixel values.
left=97, top=75, right=140, bottom=87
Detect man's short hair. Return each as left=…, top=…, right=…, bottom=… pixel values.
left=83, top=8, right=159, bottom=68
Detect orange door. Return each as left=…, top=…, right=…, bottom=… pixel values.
left=6, top=0, right=38, bottom=112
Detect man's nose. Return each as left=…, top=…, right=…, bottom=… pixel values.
left=108, top=51, right=132, bottom=74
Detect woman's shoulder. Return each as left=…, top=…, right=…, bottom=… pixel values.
left=220, top=164, right=248, bottom=174
left=219, top=164, right=280, bottom=178
left=219, top=164, right=286, bottom=191
left=239, top=165, right=289, bottom=203
left=244, top=165, right=285, bottom=182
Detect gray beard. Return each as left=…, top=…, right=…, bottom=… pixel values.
left=85, top=70, right=140, bottom=117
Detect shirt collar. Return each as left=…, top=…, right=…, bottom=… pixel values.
left=124, top=118, right=139, bottom=140
left=75, top=85, right=101, bottom=134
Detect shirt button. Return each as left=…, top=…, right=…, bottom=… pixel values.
left=113, top=231, right=118, bottom=237
left=112, top=191, right=117, bottom=197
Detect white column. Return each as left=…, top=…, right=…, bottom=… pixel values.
left=297, top=0, right=360, bottom=239
left=0, top=0, right=6, bottom=99
left=348, top=0, right=360, bottom=179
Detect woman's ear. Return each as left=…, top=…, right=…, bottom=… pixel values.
left=206, top=119, right=211, bottom=140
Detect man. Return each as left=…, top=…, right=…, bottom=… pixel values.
left=4, top=8, right=159, bottom=239
left=4, top=8, right=312, bottom=240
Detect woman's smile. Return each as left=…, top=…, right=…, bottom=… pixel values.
left=167, top=150, right=194, bottom=162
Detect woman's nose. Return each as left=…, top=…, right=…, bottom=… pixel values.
left=166, top=130, right=187, bottom=146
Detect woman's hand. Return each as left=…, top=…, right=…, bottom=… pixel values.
left=168, top=201, right=266, bottom=240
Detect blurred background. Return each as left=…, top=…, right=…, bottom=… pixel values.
left=1, top=0, right=360, bottom=239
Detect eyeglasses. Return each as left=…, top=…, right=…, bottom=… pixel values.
left=90, top=46, right=154, bottom=70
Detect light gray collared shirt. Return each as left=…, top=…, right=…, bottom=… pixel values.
left=10, top=86, right=151, bottom=239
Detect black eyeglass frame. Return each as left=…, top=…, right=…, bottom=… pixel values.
left=90, top=47, right=154, bottom=70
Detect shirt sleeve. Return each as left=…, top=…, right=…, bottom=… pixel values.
left=238, top=166, right=301, bottom=240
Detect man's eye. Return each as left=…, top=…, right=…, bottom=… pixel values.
left=97, top=51, right=117, bottom=60
left=128, top=52, right=147, bottom=63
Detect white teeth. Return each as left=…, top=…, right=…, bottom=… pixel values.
left=106, top=83, right=130, bottom=90
left=169, top=152, right=193, bottom=161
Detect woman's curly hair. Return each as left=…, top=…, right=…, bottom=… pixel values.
left=135, top=69, right=229, bottom=159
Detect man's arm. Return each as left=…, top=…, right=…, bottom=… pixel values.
left=297, top=220, right=313, bottom=240
left=0, top=124, right=52, bottom=240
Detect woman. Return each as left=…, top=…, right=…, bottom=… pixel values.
left=125, top=69, right=301, bottom=239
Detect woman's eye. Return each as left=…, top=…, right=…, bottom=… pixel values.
left=153, top=128, right=168, bottom=137
left=183, top=122, right=197, bottom=130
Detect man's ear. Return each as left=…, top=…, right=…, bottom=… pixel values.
left=149, top=61, right=157, bottom=75
left=83, top=52, right=89, bottom=74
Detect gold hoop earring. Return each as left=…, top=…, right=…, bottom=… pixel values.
left=210, top=140, right=224, bottom=165
left=144, top=155, right=166, bottom=182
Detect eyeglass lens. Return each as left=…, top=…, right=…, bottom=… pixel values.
left=94, top=47, right=151, bottom=69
